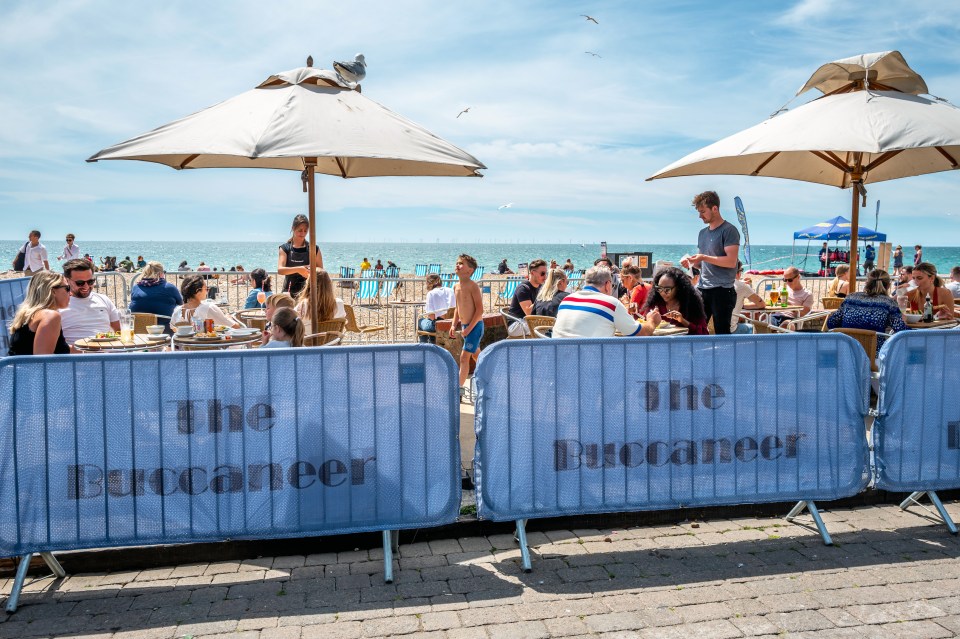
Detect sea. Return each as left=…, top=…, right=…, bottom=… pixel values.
left=3, top=240, right=959, bottom=277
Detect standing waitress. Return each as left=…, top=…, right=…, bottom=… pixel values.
left=278, top=214, right=323, bottom=298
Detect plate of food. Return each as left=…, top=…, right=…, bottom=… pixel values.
left=657, top=321, right=674, bottom=329
left=89, top=332, right=121, bottom=342
left=214, top=325, right=230, bottom=333
left=192, top=332, right=222, bottom=341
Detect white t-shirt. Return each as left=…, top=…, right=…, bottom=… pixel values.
left=947, top=281, right=960, bottom=297
left=731, top=280, right=757, bottom=332
left=294, top=299, right=346, bottom=322
left=424, top=287, right=457, bottom=317
left=25, top=243, right=48, bottom=271
left=60, top=292, right=120, bottom=344
left=553, top=286, right=644, bottom=338
left=170, top=300, right=236, bottom=327
left=60, top=243, right=80, bottom=261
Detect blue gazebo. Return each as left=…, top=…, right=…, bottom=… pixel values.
left=792, top=216, right=886, bottom=273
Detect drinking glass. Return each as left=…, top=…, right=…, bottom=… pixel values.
left=120, top=316, right=134, bottom=343
left=257, top=291, right=267, bottom=308
left=769, top=290, right=779, bottom=306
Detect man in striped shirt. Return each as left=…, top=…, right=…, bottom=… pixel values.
left=553, top=266, right=660, bottom=338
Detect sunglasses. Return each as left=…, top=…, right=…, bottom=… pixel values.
left=654, top=285, right=675, bottom=292
left=53, top=284, right=69, bottom=290
left=783, top=276, right=797, bottom=283
left=71, top=278, right=97, bottom=287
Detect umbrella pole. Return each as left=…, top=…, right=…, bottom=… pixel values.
left=848, top=183, right=860, bottom=293
left=306, top=160, right=319, bottom=332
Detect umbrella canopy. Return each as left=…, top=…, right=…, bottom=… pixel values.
left=648, top=51, right=960, bottom=290
left=793, top=216, right=886, bottom=242
left=88, top=61, right=485, bottom=329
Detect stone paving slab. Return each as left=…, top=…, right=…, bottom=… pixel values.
left=2, top=501, right=960, bottom=637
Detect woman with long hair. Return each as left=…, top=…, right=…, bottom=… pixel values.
left=827, top=264, right=851, bottom=297
left=129, top=261, right=182, bottom=328
left=827, top=269, right=910, bottom=351
left=278, top=214, right=323, bottom=297
left=532, top=268, right=569, bottom=317
left=295, top=269, right=345, bottom=329
left=642, top=267, right=708, bottom=335
left=261, top=307, right=305, bottom=348
left=244, top=268, right=273, bottom=309
left=169, top=275, right=242, bottom=329
left=8, top=270, right=71, bottom=355
left=907, top=262, right=955, bottom=319
left=619, top=264, right=651, bottom=314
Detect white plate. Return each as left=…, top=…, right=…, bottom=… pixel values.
left=230, top=328, right=260, bottom=337
left=88, top=336, right=120, bottom=342
left=145, top=334, right=168, bottom=340
left=175, top=331, right=196, bottom=338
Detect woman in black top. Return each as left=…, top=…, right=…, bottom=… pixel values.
left=278, top=214, right=324, bottom=297
left=532, top=268, right=570, bottom=317
left=8, top=270, right=71, bottom=356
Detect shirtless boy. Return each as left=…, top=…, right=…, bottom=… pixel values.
left=449, top=254, right=484, bottom=397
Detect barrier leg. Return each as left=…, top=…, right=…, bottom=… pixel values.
left=390, top=529, right=400, bottom=553
left=515, top=519, right=532, bottom=573
left=900, top=491, right=959, bottom=535
left=382, top=530, right=395, bottom=584
left=40, top=552, right=66, bottom=579
left=5, top=553, right=33, bottom=613
left=785, top=500, right=833, bottom=546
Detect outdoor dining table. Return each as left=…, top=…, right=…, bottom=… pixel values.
left=74, top=334, right=169, bottom=353
left=906, top=318, right=959, bottom=330
left=172, top=331, right=262, bottom=350
left=741, top=305, right=805, bottom=318
left=387, top=300, right=425, bottom=342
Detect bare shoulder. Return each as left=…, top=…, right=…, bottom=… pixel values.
left=463, top=278, right=481, bottom=292
left=35, top=308, right=62, bottom=328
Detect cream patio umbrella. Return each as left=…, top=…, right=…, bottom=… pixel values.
left=648, top=51, right=960, bottom=292
left=88, top=57, right=485, bottom=329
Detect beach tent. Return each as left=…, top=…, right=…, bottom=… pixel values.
left=792, top=216, right=886, bottom=242
left=88, top=58, right=484, bottom=328
left=648, top=51, right=960, bottom=293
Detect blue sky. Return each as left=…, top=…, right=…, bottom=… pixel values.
left=2, top=0, right=960, bottom=245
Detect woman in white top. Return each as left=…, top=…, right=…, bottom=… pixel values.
left=419, top=273, right=457, bottom=343
left=294, top=269, right=345, bottom=333
left=169, top=275, right=242, bottom=329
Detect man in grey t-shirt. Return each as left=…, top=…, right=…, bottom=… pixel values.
left=681, top=191, right=740, bottom=334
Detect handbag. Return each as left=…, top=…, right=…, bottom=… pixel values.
left=11, top=242, right=28, bottom=272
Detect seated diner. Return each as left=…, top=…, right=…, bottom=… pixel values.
left=641, top=266, right=708, bottom=335
left=907, top=262, right=955, bottom=319
left=553, top=266, right=660, bottom=338
left=169, top=275, right=242, bottom=329
left=827, top=269, right=909, bottom=352
left=8, top=270, right=71, bottom=356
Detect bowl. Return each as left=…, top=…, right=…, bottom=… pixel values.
left=175, top=325, right=193, bottom=336
left=146, top=324, right=164, bottom=335
left=904, top=313, right=922, bottom=322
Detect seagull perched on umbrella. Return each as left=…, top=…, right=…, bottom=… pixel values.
left=498, top=203, right=513, bottom=210
left=457, top=107, right=471, bottom=119
left=580, top=14, right=598, bottom=24
left=333, top=53, right=367, bottom=84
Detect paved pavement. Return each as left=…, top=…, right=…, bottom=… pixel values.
left=2, top=502, right=960, bottom=638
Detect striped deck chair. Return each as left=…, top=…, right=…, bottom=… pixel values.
left=428, top=263, right=442, bottom=274
left=567, top=269, right=585, bottom=291
left=385, top=266, right=400, bottom=278
left=380, top=267, right=400, bottom=298
left=339, top=266, right=355, bottom=279
left=470, top=266, right=485, bottom=281
left=497, top=276, right=523, bottom=304
left=414, top=264, right=428, bottom=277
left=441, top=273, right=457, bottom=288
left=354, top=271, right=381, bottom=305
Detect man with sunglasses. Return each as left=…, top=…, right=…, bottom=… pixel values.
left=770, top=266, right=813, bottom=327
left=506, top=258, right=547, bottom=337
left=59, top=258, right=121, bottom=346
left=682, top=191, right=740, bottom=335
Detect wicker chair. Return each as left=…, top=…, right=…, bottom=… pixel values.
left=533, top=326, right=553, bottom=338
left=500, top=308, right=528, bottom=338
left=732, top=313, right=791, bottom=334
left=314, top=318, right=347, bottom=334
left=344, top=304, right=386, bottom=341
left=304, top=331, right=343, bottom=346
left=132, top=312, right=170, bottom=334
left=236, top=309, right=268, bottom=331
left=782, top=310, right=833, bottom=332
left=821, top=296, right=844, bottom=310
left=830, top=327, right=879, bottom=372
left=524, top=315, right=555, bottom=337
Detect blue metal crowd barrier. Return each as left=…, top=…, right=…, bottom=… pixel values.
left=0, top=344, right=461, bottom=611
left=875, top=329, right=960, bottom=534
left=473, top=334, right=872, bottom=570
left=0, top=277, right=30, bottom=355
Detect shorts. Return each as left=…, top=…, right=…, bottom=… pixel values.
left=462, top=322, right=484, bottom=354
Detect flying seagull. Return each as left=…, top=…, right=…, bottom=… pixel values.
left=585, top=51, right=601, bottom=58
left=498, top=203, right=513, bottom=210
left=333, top=53, right=367, bottom=84
left=456, top=107, right=471, bottom=119
left=580, top=14, right=599, bottom=24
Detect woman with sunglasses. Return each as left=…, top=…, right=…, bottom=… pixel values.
left=8, top=271, right=71, bottom=355
left=642, top=267, right=708, bottom=335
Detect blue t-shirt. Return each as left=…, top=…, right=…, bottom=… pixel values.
left=697, top=220, right=740, bottom=289
left=244, top=288, right=273, bottom=309
left=129, top=281, right=183, bottom=326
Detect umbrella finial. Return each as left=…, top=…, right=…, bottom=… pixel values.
left=306, top=55, right=313, bottom=68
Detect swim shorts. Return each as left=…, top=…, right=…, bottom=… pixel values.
left=462, top=322, right=484, bottom=354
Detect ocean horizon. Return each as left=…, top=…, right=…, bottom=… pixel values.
left=3, top=240, right=958, bottom=277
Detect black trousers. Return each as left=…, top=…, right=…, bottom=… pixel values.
left=700, top=286, right=737, bottom=335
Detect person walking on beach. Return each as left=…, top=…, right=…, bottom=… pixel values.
left=449, top=254, right=484, bottom=401
left=58, top=234, right=80, bottom=262
left=13, top=230, right=49, bottom=275
left=681, top=191, right=740, bottom=335
left=278, top=214, right=323, bottom=298
left=914, top=245, right=923, bottom=266
left=863, top=244, right=876, bottom=272
left=893, top=245, right=904, bottom=275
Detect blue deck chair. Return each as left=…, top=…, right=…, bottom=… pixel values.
left=567, top=269, right=585, bottom=291
left=381, top=267, right=400, bottom=298
left=498, top=276, right=523, bottom=302
left=339, top=266, right=355, bottom=279
left=385, top=266, right=400, bottom=278
left=470, top=266, right=485, bottom=281
left=355, top=271, right=381, bottom=305
left=428, top=263, right=442, bottom=274
left=441, top=273, right=457, bottom=288
left=414, top=264, right=428, bottom=277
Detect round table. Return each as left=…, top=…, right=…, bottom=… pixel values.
left=74, top=334, right=169, bottom=353
left=388, top=300, right=425, bottom=342
left=172, top=332, right=262, bottom=350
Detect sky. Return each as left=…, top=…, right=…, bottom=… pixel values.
left=2, top=0, right=960, bottom=245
